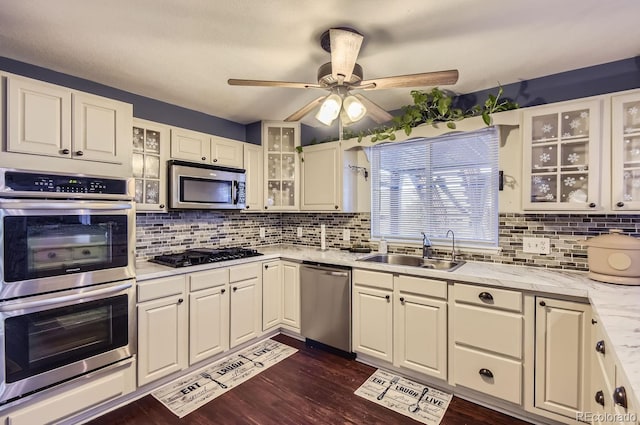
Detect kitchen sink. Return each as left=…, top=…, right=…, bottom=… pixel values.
left=357, top=253, right=465, bottom=271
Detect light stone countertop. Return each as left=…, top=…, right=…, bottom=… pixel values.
left=136, top=244, right=640, bottom=409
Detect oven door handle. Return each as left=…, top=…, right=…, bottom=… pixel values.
left=0, top=200, right=132, bottom=211
left=0, top=282, right=133, bottom=312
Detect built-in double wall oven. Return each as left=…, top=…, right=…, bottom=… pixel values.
left=0, top=169, right=136, bottom=406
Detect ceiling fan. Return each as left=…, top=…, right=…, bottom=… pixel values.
left=228, top=27, right=459, bottom=126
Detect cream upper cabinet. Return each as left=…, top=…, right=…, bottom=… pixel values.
left=170, top=127, right=244, bottom=168
left=352, top=270, right=394, bottom=362
left=263, top=121, right=300, bottom=211
left=5, top=75, right=132, bottom=174
left=301, top=141, right=342, bottom=211
left=7, top=76, right=71, bottom=157
left=211, top=135, right=243, bottom=168
left=612, top=90, right=640, bottom=211
left=534, top=296, right=590, bottom=419
left=229, top=263, right=262, bottom=348
left=137, top=275, right=188, bottom=387
left=522, top=99, right=602, bottom=211
left=170, top=127, right=210, bottom=163
left=72, top=92, right=131, bottom=164
left=132, top=119, right=169, bottom=212
left=243, top=143, right=264, bottom=211
left=394, top=275, right=447, bottom=380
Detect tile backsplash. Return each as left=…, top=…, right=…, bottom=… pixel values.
left=136, top=211, right=640, bottom=271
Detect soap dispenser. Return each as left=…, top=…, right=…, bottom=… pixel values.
left=379, top=237, right=388, bottom=254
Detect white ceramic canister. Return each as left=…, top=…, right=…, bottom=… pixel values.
left=586, top=229, right=640, bottom=285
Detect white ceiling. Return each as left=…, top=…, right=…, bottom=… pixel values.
left=1, top=0, right=639, bottom=126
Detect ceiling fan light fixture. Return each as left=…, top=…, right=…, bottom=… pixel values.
left=315, top=93, right=342, bottom=126
left=343, top=95, right=367, bottom=122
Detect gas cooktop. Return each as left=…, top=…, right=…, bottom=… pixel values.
left=149, top=248, right=263, bottom=268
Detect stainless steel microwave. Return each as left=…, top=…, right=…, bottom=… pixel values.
left=168, top=160, right=246, bottom=210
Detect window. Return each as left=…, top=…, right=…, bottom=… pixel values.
left=370, top=126, right=499, bottom=249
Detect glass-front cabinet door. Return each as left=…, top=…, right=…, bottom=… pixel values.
left=522, top=100, right=602, bottom=211
left=612, top=90, right=640, bottom=211
left=262, top=121, right=300, bottom=210
left=132, top=119, right=169, bottom=212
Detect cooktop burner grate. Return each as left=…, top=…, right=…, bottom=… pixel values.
left=149, top=248, right=263, bottom=268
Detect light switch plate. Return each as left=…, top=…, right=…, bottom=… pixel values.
left=523, top=237, right=550, bottom=254
left=259, top=227, right=265, bottom=239
left=343, top=228, right=350, bottom=241
left=297, top=227, right=303, bottom=237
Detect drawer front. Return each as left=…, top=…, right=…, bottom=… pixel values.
left=454, top=345, right=522, bottom=405
left=454, top=283, right=522, bottom=312
left=137, top=275, right=186, bottom=302
left=395, top=274, right=447, bottom=299
left=229, top=262, right=260, bottom=283
left=454, top=304, right=522, bottom=358
left=353, top=269, right=393, bottom=290
left=189, top=268, right=229, bottom=291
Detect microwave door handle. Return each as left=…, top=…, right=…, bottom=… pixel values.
left=0, top=201, right=132, bottom=211
left=233, top=181, right=239, bottom=205
left=0, top=282, right=133, bottom=312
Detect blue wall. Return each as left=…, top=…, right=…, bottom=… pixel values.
left=0, top=57, right=246, bottom=141
left=3, top=55, right=639, bottom=145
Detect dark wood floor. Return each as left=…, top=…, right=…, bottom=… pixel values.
left=88, top=335, right=531, bottom=425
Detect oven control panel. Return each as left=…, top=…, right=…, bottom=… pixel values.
left=1, top=171, right=129, bottom=195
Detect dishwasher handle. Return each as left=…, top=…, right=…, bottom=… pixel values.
left=301, top=263, right=351, bottom=277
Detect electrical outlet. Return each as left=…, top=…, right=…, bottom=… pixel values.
left=297, top=227, right=302, bottom=237
left=523, top=237, right=550, bottom=254
left=259, top=227, right=265, bottom=239
left=343, top=228, right=350, bottom=241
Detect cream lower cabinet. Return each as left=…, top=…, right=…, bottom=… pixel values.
left=352, top=270, right=394, bottom=362
left=137, top=275, right=188, bottom=387
left=394, top=275, right=448, bottom=380
left=451, top=283, right=524, bottom=405
left=188, top=268, right=229, bottom=365
left=261, top=260, right=300, bottom=331
left=229, top=263, right=262, bottom=348
left=534, top=296, right=590, bottom=419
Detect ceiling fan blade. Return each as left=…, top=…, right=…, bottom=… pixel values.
left=330, top=28, right=363, bottom=83
left=354, top=94, right=394, bottom=124
left=228, top=79, right=322, bottom=89
left=284, top=95, right=327, bottom=122
left=360, top=70, right=459, bottom=90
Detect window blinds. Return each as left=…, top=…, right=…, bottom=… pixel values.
left=370, top=126, right=499, bottom=248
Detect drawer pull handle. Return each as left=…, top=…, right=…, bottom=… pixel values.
left=539, top=300, right=546, bottom=307
left=385, top=295, right=390, bottom=302
left=479, top=368, right=494, bottom=379
left=613, top=386, right=627, bottom=408
left=595, top=390, right=605, bottom=407
left=595, top=340, right=605, bottom=354
left=177, top=298, right=184, bottom=304
left=478, top=292, right=493, bottom=302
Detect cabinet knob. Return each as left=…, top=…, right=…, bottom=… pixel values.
left=60, top=148, right=70, bottom=155
left=177, top=298, right=184, bottom=304
left=385, top=295, right=390, bottom=302
left=47, top=252, right=57, bottom=259
left=221, top=289, right=226, bottom=294
left=613, top=386, right=628, bottom=409
left=539, top=300, right=546, bottom=307
left=591, top=318, right=598, bottom=325
left=595, top=340, right=606, bottom=354
left=233, top=287, right=237, bottom=292
left=201, top=156, right=206, bottom=161
left=617, top=201, right=625, bottom=207
left=399, top=297, right=405, bottom=304
left=589, top=202, right=596, bottom=208
left=264, top=206, right=268, bottom=210
left=595, top=390, right=605, bottom=407
left=334, top=205, right=338, bottom=210
left=479, top=368, right=494, bottom=379
left=159, top=204, right=165, bottom=209
left=82, top=249, right=91, bottom=256
left=213, top=158, right=218, bottom=162
left=478, top=292, right=493, bottom=302
left=75, top=150, right=84, bottom=156
left=246, top=205, right=250, bottom=209
left=264, top=264, right=269, bottom=269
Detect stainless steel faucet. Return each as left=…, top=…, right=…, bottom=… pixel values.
left=421, top=232, right=432, bottom=258
left=446, top=229, right=456, bottom=261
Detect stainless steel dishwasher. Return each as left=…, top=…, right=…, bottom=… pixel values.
left=300, top=261, right=352, bottom=355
